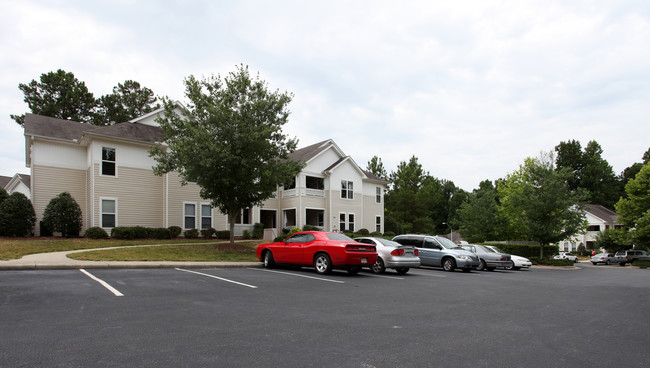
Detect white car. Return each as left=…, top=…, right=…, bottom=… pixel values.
left=486, top=246, right=532, bottom=270
left=554, top=252, right=578, bottom=263
left=355, top=237, right=421, bottom=274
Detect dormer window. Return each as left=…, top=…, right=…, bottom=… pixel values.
left=102, top=147, right=116, bottom=176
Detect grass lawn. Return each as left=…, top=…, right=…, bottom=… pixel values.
left=0, top=237, right=264, bottom=261
left=68, top=242, right=261, bottom=262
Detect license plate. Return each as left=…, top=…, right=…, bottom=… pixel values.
left=361, top=258, right=367, bottom=264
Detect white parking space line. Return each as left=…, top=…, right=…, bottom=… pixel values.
left=175, top=268, right=258, bottom=289
left=80, top=269, right=124, bottom=296
left=362, top=273, right=404, bottom=280
left=248, top=268, right=345, bottom=283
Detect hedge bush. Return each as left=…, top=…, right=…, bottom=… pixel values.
left=302, top=224, right=321, bottom=231
left=242, top=230, right=251, bottom=239
left=252, top=223, right=264, bottom=239
left=530, top=257, right=574, bottom=266
left=355, top=228, right=370, bottom=236
left=168, top=226, right=182, bottom=238
left=184, top=228, right=199, bottom=239
left=201, top=228, right=216, bottom=238
left=0, top=192, right=35, bottom=237
left=84, top=227, right=109, bottom=239
left=42, top=192, right=82, bottom=237
left=110, top=226, right=172, bottom=239
left=148, top=228, right=172, bottom=239
left=216, top=230, right=230, bottom=239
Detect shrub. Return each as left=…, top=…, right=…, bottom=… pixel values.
left=242, top=230, right=251, bottom=239
left=0, top=192, right=35, bottom=237
left=633, top=260, right=650, bottom=268
left=355, top=228, right=370, bottom=236
left=42, top=192, right=82, bottom=237
left=302, top=224, right=321, bottom=231
left=577, top=244, right=588, bottom=256
left=168, top=226, right=182, bottom=238
left=110, top=226, right=150, bottom=240
left=201, top=228, right=216, bottom=238
left=480, top=243, right=559, bottom=259
left=290, top=227, right=302, bottom=234
left=530, top=257, right=574, bottom=266
left=216, top=230, right=230, bottom=239
left=274, top=235, right=287, bottom=242
left=148, top=228, right=172, bottom=239
left=383, top=231, right=395, bottom=238
left=252, top=223, right=264, bottom=239
left=85, top=226, right=109, bottom=239
left=369, top=231, right=382, bottom=237
left=184, top=228, right=199, bottom=239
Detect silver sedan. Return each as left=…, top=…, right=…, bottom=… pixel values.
left=355, top=237, right=421, bottom=274
left=590, top=253, right=616, bottom=265
left=461, top=244, right=511, bottom=271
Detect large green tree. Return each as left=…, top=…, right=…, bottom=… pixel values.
left=499, top=153, right=587, bottom=257
left=150, top=65, right=303, bottom=244
left=554, top=140, right=619, bottom=209
left=11, top=69, right=96, bottom=126
left=619, top=147, right=650, bottom=196
left=385, top=156, right=429, bottom=233
left=615, top=162, right=650, bottom=249
left=456, top=180, right=503, bottom=243
left=0, top=192, right=36, bottom=237
left=93, top=80, right=160, bottom=126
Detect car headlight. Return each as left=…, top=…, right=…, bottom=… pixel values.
left=456, top=255, right=469, bottom=260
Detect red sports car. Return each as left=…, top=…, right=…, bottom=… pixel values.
left=256, top=231, right=378, bottom=275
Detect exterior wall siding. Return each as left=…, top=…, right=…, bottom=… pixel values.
left=32, top=165, right=87, bottom=236
left=93, top=164, right=163, bottom=228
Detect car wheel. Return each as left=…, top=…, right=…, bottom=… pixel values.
left=263, top=250, right=275, bottom=269
left=314, top=253, right=333, bottom=275
left=513, top=267, right=521, bottom=270
left=486, top=267, right=495, bottom=271
left=395, top=267, right=409, bottom=275
left=371, top=257, right=386, bottom=274
left=504, top=261, right=514, bottom=271
left=592, top=262, right=597, bottom=265
left=461, top=268, right=471, bottom=273
left=606, top=260, right=610, bottom=265
left=619, top=262, right=626, bottom=266
left=442, top=258, right=456, bottom=272
left=477, top=259, right=486, bottom=271
left=574, top=258, right=578, bottom=263
left=347, top=266, right=361, bottom=275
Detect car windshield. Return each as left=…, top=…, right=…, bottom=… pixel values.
left=436, top=236, right=462, bottom=249
left=489, top=246, right=504, bottom=253
left=326, top=233, right=354, bottom=241
left=374, top=238, right=402, bottom=248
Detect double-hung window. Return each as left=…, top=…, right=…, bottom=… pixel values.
left=101, top=198, right=116, bottom=228
left=234, top=208, right=252, bottom=224
left=376, top=216, right=381, bottom=233
left=102, top=147, right=116, bottom=176
left=184, top=203, right=196, bottom=229
left=341, top=180, right=353, bottom=199
left=376, top=187, right=382, bottom=203
left=201, top=204, right=212, bottom=229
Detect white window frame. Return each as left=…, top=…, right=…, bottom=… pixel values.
left=200, top=203, right=212, bottom=230
left=233, top=208, right=252, bottom=225
left=339, top=212, right=346, bottom=232
left=101, top=147, right=117, bottom=177
left=376, top=187, right=382, bottom=204
left=341, top=180, right=354, bottom=200
left=183, top=202, right=197, bottom=230
left=100, top=197, right=117, bottom=229
left=348, top=213, right=355, bottom=232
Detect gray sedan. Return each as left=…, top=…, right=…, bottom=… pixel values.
left=461, top=244, right=511, bottom=271
left=355, top=237, right=421, bottom=274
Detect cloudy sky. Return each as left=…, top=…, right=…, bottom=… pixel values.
left=1, top=0, right=648, bottom=191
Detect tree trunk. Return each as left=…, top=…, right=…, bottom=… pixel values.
left=229, top=217, right=236, bottom=245
left=539, top=244, right=544, bottom=259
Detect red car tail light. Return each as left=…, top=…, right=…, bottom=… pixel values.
left=414, top=249, right=419, bottom=256
left=391, top=249, right=405, bottom=256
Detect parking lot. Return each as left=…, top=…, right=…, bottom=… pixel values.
left=2, top=264, right=649, bottom=368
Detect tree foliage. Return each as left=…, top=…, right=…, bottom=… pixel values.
left=366, top=156, right=388, bottom=180
left=0, top=192, right=36, bottom=236
left=456, top=180, right=503, bottom=243
left=12, top=69, right=159, bottom=126
left=555, top=140, right=619, bottom=209
left=11, top=69, right=96, bottom=126
left=42, top=192, right=83, bottom=237
left=150, top=65, right=303, bottom=244
left=499, top=153, right=587, bottom=257
left=93, top=80, right=160, bottom=126
left=615, top=162, right=650, bottom=248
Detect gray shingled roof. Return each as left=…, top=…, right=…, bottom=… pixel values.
left=17, top=174, right=31, bottom=190
left=288, top=139, right=332, bottom=163
left=24, top=113, right=163, bottom=144
left=0, top=175, right=11, bottom=189
left=585, top=204, right=619, bottom=223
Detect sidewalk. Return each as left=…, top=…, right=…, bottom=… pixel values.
left=0, top=245, right=262, bottom=270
